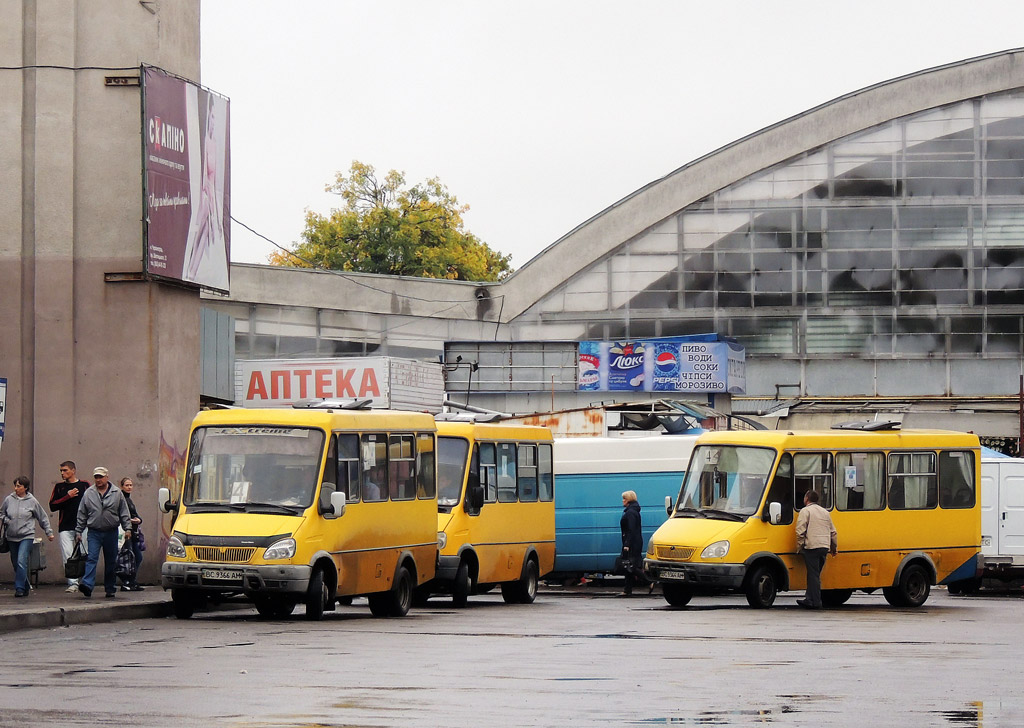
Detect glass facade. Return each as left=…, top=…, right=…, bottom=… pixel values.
left=513, top=91, right=1024, bottom=362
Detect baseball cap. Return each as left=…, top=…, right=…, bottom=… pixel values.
left=93, top=466, right=109, bottom=477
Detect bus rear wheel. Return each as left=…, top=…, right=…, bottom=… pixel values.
left=502, top=558, right=538, bottom=604
left=369, top=565, right=413, bottom=617
left=821, top=589, right=853, bottom=607
left=744, top=564, right=778, bottom=608
left=884, top=563, right=931, bottom=607
left=662, top=583, right=692, bottom=607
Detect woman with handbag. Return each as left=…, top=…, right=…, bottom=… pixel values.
left=619, top=490, right=647, bottom=596
left=118, top=477, right=145, bottom=591
left=0, top=476, right=55, bottom=597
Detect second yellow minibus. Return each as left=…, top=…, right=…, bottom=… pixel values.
left=424, top=416, right=555, bottom=606
left=159, top=402, right=438, bottom=620
left=644, top=423, right=981, bottom=608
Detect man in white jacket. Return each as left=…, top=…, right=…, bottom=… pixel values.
left=795, top=489, right=838, bottom=609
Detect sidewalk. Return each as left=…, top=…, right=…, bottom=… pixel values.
left=0, top=582, right=173, bottom=634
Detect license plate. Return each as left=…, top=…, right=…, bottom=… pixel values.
left=202, top=569, right=242, bottom=582
left=659, top=570, right=686, bottom=581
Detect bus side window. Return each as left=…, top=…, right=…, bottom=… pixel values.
left=416, top=433, right=436, bottom=499
left=763, top=452, right=794, bottom=525
left=518, top=444, right=538, bottom=502
left=794, top=452, right=834, bottom=509
left=538, top=444, right=554, bottom=502
left=497, top=443, right=518, bottom=502
left=478, top=443, right=497, bottom=503
left=361, top=434, right=388, bottom=502
left=889, top=452, right=937, bottom=510
left=835, top=452, right=884, bottom=511
left=939, top=450, right=975, bottom=509
left=336, top=433, right=360, bottom=502
left=389, top=434, right=416, bottom=500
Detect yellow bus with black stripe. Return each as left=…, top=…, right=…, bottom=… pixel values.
left=159, top=401, right=438, bottom=620
left=424, top=416, right=555, bottom=606
left=644, top=423, right=981, bottom=608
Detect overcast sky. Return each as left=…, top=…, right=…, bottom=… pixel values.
left=201, top=1, right=1024, bottom=270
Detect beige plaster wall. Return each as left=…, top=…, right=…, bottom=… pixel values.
left=1, top=1, right=201, bottom=585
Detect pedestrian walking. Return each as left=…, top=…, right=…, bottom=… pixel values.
left=75, top=467, right=132, bottom=598
left=49, top=460, right=89, bottom=592
left=795, top=489, right=838, bottom=609
left=619, top=490, right=650, bottom=596
left=118, top=477, right=144, bottom=591
left=1, top=477, right=55, bottom=597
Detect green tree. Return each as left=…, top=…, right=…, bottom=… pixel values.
left=269, top=161, right=513, bottom=281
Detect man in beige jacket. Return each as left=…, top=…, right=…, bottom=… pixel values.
left=795, top=490, right=837, bottom=609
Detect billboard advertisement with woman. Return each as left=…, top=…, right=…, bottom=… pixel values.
left=142, top=66, right=230, bottom=293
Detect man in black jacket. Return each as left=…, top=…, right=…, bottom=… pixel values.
left=49, top=461, right=88, bottom=593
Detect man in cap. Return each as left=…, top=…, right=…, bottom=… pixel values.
left=75, top=466, right=133, bottom=598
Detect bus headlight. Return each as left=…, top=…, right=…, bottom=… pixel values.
left=264, top=538, right=296, bottom=560
left=166, top=536, right=186, bottom=558
left=437, top=531, right=447, bottom=549
left=701, top=540, right=730, bottom=559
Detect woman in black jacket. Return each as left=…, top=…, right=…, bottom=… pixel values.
left=619, top=490, right=645, bottom=596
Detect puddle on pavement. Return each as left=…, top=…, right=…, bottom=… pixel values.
left=631, top=701, right=988, bottom=726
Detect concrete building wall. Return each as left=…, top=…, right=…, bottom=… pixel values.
left=0, top=2, right=201, bottom=585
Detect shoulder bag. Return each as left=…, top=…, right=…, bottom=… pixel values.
left=64, top=541, right=86, bottom=579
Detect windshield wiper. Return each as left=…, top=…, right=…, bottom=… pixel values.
left=673, top=506, right=706, bottom=518
left=239, top=501, right=302, bottom=515
left=187, top=503, right=233, bottom=513
left=699, top=508, right=745, bottom=522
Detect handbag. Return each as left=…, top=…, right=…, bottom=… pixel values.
left=65, top=541, right=86, bottom=579
left=613, top=550, right=632, bottom=576
left=0, top=521, right=9, bottom=554
left=116, top=540, right=136, bottom=581
left=137, top=528, right=147, bottom=553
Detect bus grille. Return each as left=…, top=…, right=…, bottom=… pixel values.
left=192, top=546, right=256, bottom=563
left=656, top=546, right=695, bottom=561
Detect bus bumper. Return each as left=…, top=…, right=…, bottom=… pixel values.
left=643, top=558, right=746, bottom=589
left=162, top=561, right=312, bottom=595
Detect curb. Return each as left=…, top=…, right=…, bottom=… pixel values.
left=0, top=600, right=174, bottom=634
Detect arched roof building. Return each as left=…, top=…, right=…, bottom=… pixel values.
left=213, top=48, right=1024, bottom=435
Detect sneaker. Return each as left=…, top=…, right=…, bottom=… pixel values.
left=120, top=586, right=131, bottom=592
left=131, top=585, right=145, bottom=591
left=80, top=585, right=93, bottom=598
left=105, top=592, right=116, bottom=599
left=65, top=584, right=79, bottom=593
left=14, top=590, right=27, bottom=598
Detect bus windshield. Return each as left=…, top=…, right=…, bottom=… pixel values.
left=183, top=426, right=325, bottom=513
left=674, top=444, right=776, bottom=520
left=437, top=436, right=469, bottom=510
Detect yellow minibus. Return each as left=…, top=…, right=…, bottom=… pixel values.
left=644, top=423, right=981, bottom=608
left=425, top=416, right=555, bottom=606
left=159, top=402, right=438, bottom=620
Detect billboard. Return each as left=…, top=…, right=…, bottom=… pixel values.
left=142, top=66, right=230, bottom=292
left=578, top=336, right=745, bottom=394
left=235, top=358, right=445, bottom=412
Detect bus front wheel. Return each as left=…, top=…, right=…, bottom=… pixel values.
left=255, top=596, right=295, bottom=619
left=452, top=560, right=472, bottom=607
left=171, top=589, right=199, bottom=619
left=744, top=564, right=778, bottom=608
left=662, top=583, right=692, bottom=607
left=304, top=567, right=329, bottom=621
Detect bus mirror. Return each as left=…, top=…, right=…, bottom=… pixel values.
left=768, top=501, right=782, bottom=525
left=157, top=487, right=175, bottom=514
left=330, top=490, right=347, bottom=517
left=665, top=495, right=674, bottom=516
left=468, top=484, right=484, bottom=511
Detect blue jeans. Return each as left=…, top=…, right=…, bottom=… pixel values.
left=7, top=538, right=33, bottom=594
left=83, top=529, right=119, bottom=595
